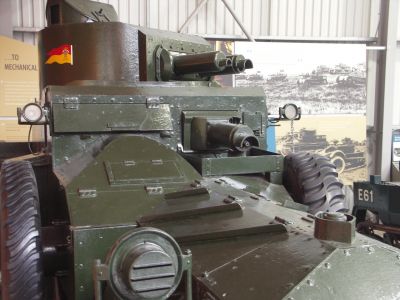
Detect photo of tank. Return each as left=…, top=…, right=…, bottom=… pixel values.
left=279, top=129, right=329, bottom=155
left=329, top=63, right=353, bottom=74
left=234, top=42, right=367, bottom=184
left=297, top=74, right=328, bottom=87
left=267, top=70, right=288, bottom=83
left=336, top=74, right=367, bottom=87
left=278, top=128, right=366, bottom=174
left=234, top=42, right=366, bottom=116
left=317, top=139, right=366, bottom=174
left=235, top=69, right=366, bottom=115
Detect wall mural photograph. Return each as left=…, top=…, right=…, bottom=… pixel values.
left=234, top=42, right=367, bottom=184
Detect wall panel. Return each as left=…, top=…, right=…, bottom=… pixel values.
left=11, top=0, right=379, bottom=45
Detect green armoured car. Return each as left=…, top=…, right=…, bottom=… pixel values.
left=1, top=1, right=399, bottom=300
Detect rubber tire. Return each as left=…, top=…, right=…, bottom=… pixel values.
left=0, top=160, right=43, bottom=300
left=331, top=155, right=346, bottom=174
left=283, top=152, right=347, bottom=214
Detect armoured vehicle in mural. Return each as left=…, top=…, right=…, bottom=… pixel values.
left=318, top=140, right=366, bottom=174
left=329, top=64, right=352, bottom=74
left=279, top=129, right=329, bottom=155
left=297, top=74, right=328, bottom=87
left=280, top=129, right=365, bottom=173
left=336, top=74, right=366, bottom=86
left=315, top=65, right=331, bottom=74
left=1, top=0, right=399, bottom=299
left=266, top=71, right=288, bottom=83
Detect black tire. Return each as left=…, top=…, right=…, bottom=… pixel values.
left=283, top=152, right=347, bottom=214
left=0, top=160, right=43, bottom=300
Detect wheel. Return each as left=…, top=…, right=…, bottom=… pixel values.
left=283, top=152, right=347, bottom=214
left=331, top=155, right=346, bottom=174
left=0, top=160, right=43, bottom=300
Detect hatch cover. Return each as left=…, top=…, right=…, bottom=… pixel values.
left=105, top=160, right=185, bottom=186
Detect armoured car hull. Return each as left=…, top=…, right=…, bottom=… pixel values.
left=1, top=1, right=399, bottom=299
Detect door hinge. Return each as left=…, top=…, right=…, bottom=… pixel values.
left=146, top=97, right=161, bottom=108
left=63, top=97, right=79, bottom=110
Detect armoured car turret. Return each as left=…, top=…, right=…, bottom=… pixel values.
left=2, top=1, right=400, bottom=299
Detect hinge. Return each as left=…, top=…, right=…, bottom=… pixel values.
left=63, top=97, right=79, bottom=110
left=123, top=160, right=136, bottom=166
left=78, top=188, right=97, bottom=198
left=94, top=263, right=109, bottom=281
left=145, top=186, right=164, bottom=195
left=146, top=97, right=160, bottom=108
left=151, top=159, right=163, bottom=165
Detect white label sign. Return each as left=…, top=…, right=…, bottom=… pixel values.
left=358, top=189, right=374, bottom=202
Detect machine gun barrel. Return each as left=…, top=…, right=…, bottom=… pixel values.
left=192, top=54, right=253, bottom=77
left=159, top=51, right=252, bottom=79
left=173, top=51, right=230, bottom=75
left=218, top=55, right=253, bottom=75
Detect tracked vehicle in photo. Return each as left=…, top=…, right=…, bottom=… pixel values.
left=1, top=0, right=400, bottom=299
left=279, top=130, right=365, bottom=174
left=297, top=74, right=328, bottom=87
left=266, top=71, right=288, bottom=83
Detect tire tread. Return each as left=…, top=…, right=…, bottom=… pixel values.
left=283, top=152, right=347, bottom=214
left=0, top=160, right=43, bottom=300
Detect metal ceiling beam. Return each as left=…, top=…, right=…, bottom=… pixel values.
left=178, top=0, right=255, bottom=42
left=178, top=0, right=209, bottom=33
left=220, top=0, right=255, bottom=42
left=202, top=34, right=377, bottom=44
